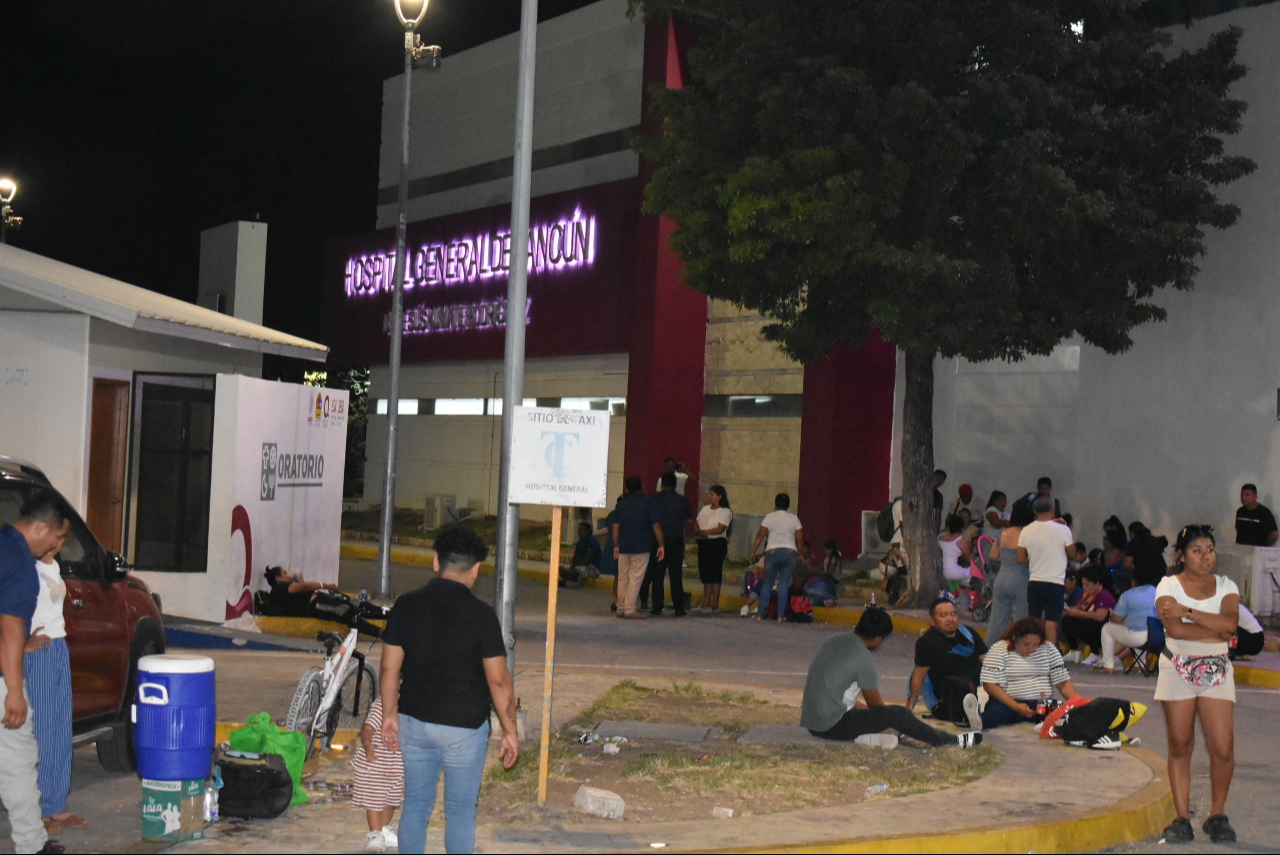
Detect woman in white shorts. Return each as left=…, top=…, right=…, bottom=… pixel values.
left=1154, top=524, right=1239, bottom=845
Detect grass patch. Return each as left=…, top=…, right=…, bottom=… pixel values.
left=480, top=681, right=1002, bottom=823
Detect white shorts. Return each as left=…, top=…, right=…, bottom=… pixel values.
left=1154, top=656, right=1236, bottom=703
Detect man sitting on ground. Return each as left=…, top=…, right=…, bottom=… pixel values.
left=909, top=598, right=987, bottom=731
left=801, top=608, right=982, bottom=749
left=559, top=521, right=602, bottom=588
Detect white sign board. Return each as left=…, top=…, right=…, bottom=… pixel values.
left=508, top=407, right=610, bottom=508
left=141, top=375, right=348, bottom=623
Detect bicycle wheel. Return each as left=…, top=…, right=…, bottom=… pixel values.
left=286, top=667, right=325, bottom=760
left=322, top=660, right=377, bottom=750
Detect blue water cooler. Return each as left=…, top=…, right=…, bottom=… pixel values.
left=133, top=654, right=217, bottom=780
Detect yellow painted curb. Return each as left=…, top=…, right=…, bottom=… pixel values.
left=1234, top=663, right=1280, bottom=689
left=693, top=746, right=1173, bottom=855
left=216, top=723, right=359, bottom=748
left=254, top=615, right=387, bottom=639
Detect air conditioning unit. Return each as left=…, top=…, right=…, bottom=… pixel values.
left=423, top=494, right=458, bottom=530
left=861, top=511, right=888, bottom=558
left=1215, top=544, right=1280, bottom=618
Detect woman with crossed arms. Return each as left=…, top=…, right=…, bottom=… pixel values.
left=1155, top=524, right=1238, bottom=845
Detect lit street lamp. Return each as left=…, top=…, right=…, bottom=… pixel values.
left=376, top=0, right=442, bottom=600
left=0, top=178, right=22, bottom=245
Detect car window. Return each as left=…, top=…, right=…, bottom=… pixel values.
left=0, top=479, right=101, bottom=579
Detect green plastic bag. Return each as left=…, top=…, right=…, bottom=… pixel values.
left=228, top=713, right=309, bottom=806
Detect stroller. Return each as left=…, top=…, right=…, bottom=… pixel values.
left=966, top=533, right=997, bottom=622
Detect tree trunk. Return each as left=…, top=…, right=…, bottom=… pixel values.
left=900, top=348, right=942, bottom=607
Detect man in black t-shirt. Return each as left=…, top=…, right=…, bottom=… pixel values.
left=909, top=598, right=988, bottom=729
left=1235, top=483, right=1278, bottom=547
left=379, top=526, right=519, bottom=854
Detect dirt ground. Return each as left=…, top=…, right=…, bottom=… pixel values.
left=475, top=679, right=999, bottom=826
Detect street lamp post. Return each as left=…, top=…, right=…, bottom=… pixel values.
left=376, top=0, right=441, bottom=600
left=0, top=178, right=21, bottom=245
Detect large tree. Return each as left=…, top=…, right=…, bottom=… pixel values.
left=632, top=0, right=1254, bottom=604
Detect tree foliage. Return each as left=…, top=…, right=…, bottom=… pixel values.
left=631, top=0, right=1254, bottom=602
left=633, top=0, right=1253, bottom=364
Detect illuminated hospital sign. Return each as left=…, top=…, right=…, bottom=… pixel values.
left=344, top=207, right=597, bottom=299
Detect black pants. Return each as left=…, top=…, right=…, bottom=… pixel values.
left=810, top=705, right=949, bottom=746
left=930, top=675, right=977, bottom=725
left=1231, top=629, right=1265, bottom=659
left=642, top=537, right=687, bottom=613
left=1061, top=615, right=1104, bottom=653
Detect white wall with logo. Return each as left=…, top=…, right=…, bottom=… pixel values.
left=136, top=375, right=348, bottom=622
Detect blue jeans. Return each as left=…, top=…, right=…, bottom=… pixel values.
left=757, top=549, right=797, bottom=619
left=398, top=715, right=490, bottom=854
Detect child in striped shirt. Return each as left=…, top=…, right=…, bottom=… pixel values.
left=353, top=698, right=404, bottom=852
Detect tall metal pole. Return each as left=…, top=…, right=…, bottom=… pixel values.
left=494, top=0, right=539, bottom=673
left=376, top=35, right=416, bottom=601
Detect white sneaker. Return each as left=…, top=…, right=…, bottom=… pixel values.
left=380, top=824, right=398, bottom=847
left=739, top=605, right=750, bottom=617
left=1062, top=650, right=1082, bottom=664
left=1088, top=732, right=1123, bottom=750
left=365, top=830, right=386, bottom=852
left=1081, top=654, right=1100, bottom=667
left=956, top=731, right=983, bottom=749
left=962, top=693, right=983, bottom=732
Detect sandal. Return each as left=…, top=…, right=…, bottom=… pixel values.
left=51, top=814, right=88, bottom=829
left=1161, top=816, right=1194, bottom=844
left=1202, top=814, right=1237, bottom=843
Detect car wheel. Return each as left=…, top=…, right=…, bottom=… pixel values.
left=97, top=629, right=165, bottom=773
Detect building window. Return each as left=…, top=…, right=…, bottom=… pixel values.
left=703, top=394, right=803, bottom=418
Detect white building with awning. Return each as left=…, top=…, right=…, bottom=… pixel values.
left=0, top=224, right=328, bottom=600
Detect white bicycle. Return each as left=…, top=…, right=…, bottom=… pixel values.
left=285, top=592, right=387, bottom=760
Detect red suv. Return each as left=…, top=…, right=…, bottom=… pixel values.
left=0, top=457, right=166, bottom=772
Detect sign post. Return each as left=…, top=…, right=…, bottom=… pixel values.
left=508, top=406, right=610, bottom=804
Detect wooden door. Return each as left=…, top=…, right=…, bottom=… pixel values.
left=86, top=378, right=130, bottom=553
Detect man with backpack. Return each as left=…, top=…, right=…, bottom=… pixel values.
left=908, top=598, right=987, bottom=731
left=876, top=497, right=906, bottom=604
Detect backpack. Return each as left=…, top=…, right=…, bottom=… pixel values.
left=215, top=749, right=294, bottom=819
left=876, top=498, right=901, bottom=544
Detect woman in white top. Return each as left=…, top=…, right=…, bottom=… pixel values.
left=983, top=491, right=1010, bottom=536
left=693, top=485, right=733, bottom=613
left=938, top=515, right=974, bottom=590
left=23, top=545, right=84, bottom=833
left=748, top=493, right=803, bottom=622
left=1154, top=525, right=1239, bottom=845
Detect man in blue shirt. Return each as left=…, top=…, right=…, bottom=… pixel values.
left=1, top=489, right=71, bottom=854
left=611, top=476, right=664, bottom=619
left=643, top=473, right=694, bottom=616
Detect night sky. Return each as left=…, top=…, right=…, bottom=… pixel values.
left=0, top=0, right=596, bottom=370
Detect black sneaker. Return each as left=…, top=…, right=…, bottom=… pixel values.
left=1162, top=817, right=1194, bottom=844
left=1202, top=814, right=1236, bottom=843
left=955, top=731, right=983, bottom=749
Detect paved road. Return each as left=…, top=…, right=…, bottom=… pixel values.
left=0, top=555, right=1272, bottom=853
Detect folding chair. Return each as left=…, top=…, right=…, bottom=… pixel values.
left=1126, top=616, right=1166, bottom=677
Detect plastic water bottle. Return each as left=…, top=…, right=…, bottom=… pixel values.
left=203, top=780, right=219, bottom=823
left=870, top=592, right=877, bottom=607
left=359, top=588, right=369, bottom=603
left=864, top=783, right=890, bottom=798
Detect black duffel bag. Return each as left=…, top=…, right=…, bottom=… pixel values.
left=215, top=749, right=293, bottom=819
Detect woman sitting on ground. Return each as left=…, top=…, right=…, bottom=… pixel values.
left=800, top=608, right=982, bottom=749
left=1060, top=566, right=1117, bottom=665
left=938, top=515, right=975, bottom=595
left=979, top=617, right=1079, bottom=729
